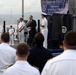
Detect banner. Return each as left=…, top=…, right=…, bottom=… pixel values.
left=41, top=0, right=68, bottom=15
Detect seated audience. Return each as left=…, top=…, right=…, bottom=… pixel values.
left=41, top=31, right=76, bottom=75
left=0, top=33, right=16, bottom=75
left=28, top=33, right=52, bottom=73
left=3, top=43, right=40, bottom=75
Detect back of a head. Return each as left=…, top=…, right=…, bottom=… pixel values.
left=34, top=33, right=44, bottom=46
left=10, top=25, right=12, bottom=28
left=1, top=33, right=10, bottom=43
left=17, top=43, right=29, bottom=57
left=64, top=31, right=76, bottom=49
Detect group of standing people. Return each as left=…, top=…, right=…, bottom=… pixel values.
left=9, top=13, right=48, bottom=49
left=20, top=13, right=48, bottom=48
left=8, top=17, right=25, bottom=45
left=17, top=15, right=37, bottom=47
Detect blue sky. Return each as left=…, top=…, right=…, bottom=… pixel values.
left=0, top=0, right=41, bottom=14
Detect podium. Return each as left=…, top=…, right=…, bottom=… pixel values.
left=47, top=14, right=73, bottom=49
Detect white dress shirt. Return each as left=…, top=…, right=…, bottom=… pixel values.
left=41, top=50, right=76, bottom=75
left=0, top=43, right=16, bottom=75
left=3, top=61, right=40, bottom=75
left=9, top=28, right=14, bottom=35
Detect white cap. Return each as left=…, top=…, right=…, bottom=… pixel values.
left=41, top=12, right=47, bottom=15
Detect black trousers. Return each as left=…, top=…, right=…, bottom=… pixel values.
left=27, top=31, right=36, bottom=47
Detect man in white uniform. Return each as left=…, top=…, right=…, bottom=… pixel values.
left=40, top=13, right=48, bottom=48
left=0, top=33, right=16, bottom=75
left=3, top=43, right=40, bottom=75
left=9, top=26, right=14, bottom=45
left=41, top=31, right=76, bottom=75
left=18, top=18, right=25, bottom=43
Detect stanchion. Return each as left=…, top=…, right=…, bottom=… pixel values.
left=3, top=21, right=6, bottom=33
left=38, top=20, right=40, bottom=32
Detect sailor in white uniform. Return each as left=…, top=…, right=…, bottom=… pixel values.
left=40, top=13, right=48, bottom=49
left=41, top=31, right=76, bottom=75
left=18, top=18, right=25, bottom=43
left=0, top=33, right=16, bottom=75
left=3, top=43, right=40, bottom=75
left=9, top=26, right=14, bottom=45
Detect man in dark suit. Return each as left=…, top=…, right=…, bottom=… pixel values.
left=27, top=15, right=36, bottom=47
left=28, top=33, right=52, bottom=73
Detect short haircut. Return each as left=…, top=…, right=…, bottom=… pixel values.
left=10, top=25, right=12, bottom=28
left=17, top=43, right=29, bottom=57
left=34, top=33, right=44, bottom=45
left=20, top=17, right=23, bottom=21
left=1, top=33, right=10, bottom=43
left=30, top=15, right=33, bottom=18
left=64, top=31, right=76, bottom=48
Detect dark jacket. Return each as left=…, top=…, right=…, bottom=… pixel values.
left=27, top=20, right=36, bottom=47
left=28, top=45, right=52, bottom=73
left=27, top=19, right=36, bottom=34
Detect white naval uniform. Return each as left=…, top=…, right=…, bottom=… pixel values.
left=3, top=61, right=40, bottom=75
left=41, top=50, right=76, bottom=75
left=18, top=21, right=25, bottom=43
left=41, top=17, right=48, bottom=48
left=9, top=28, right=14, bottom=45
left=0, top=43, right=16, bottom=75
